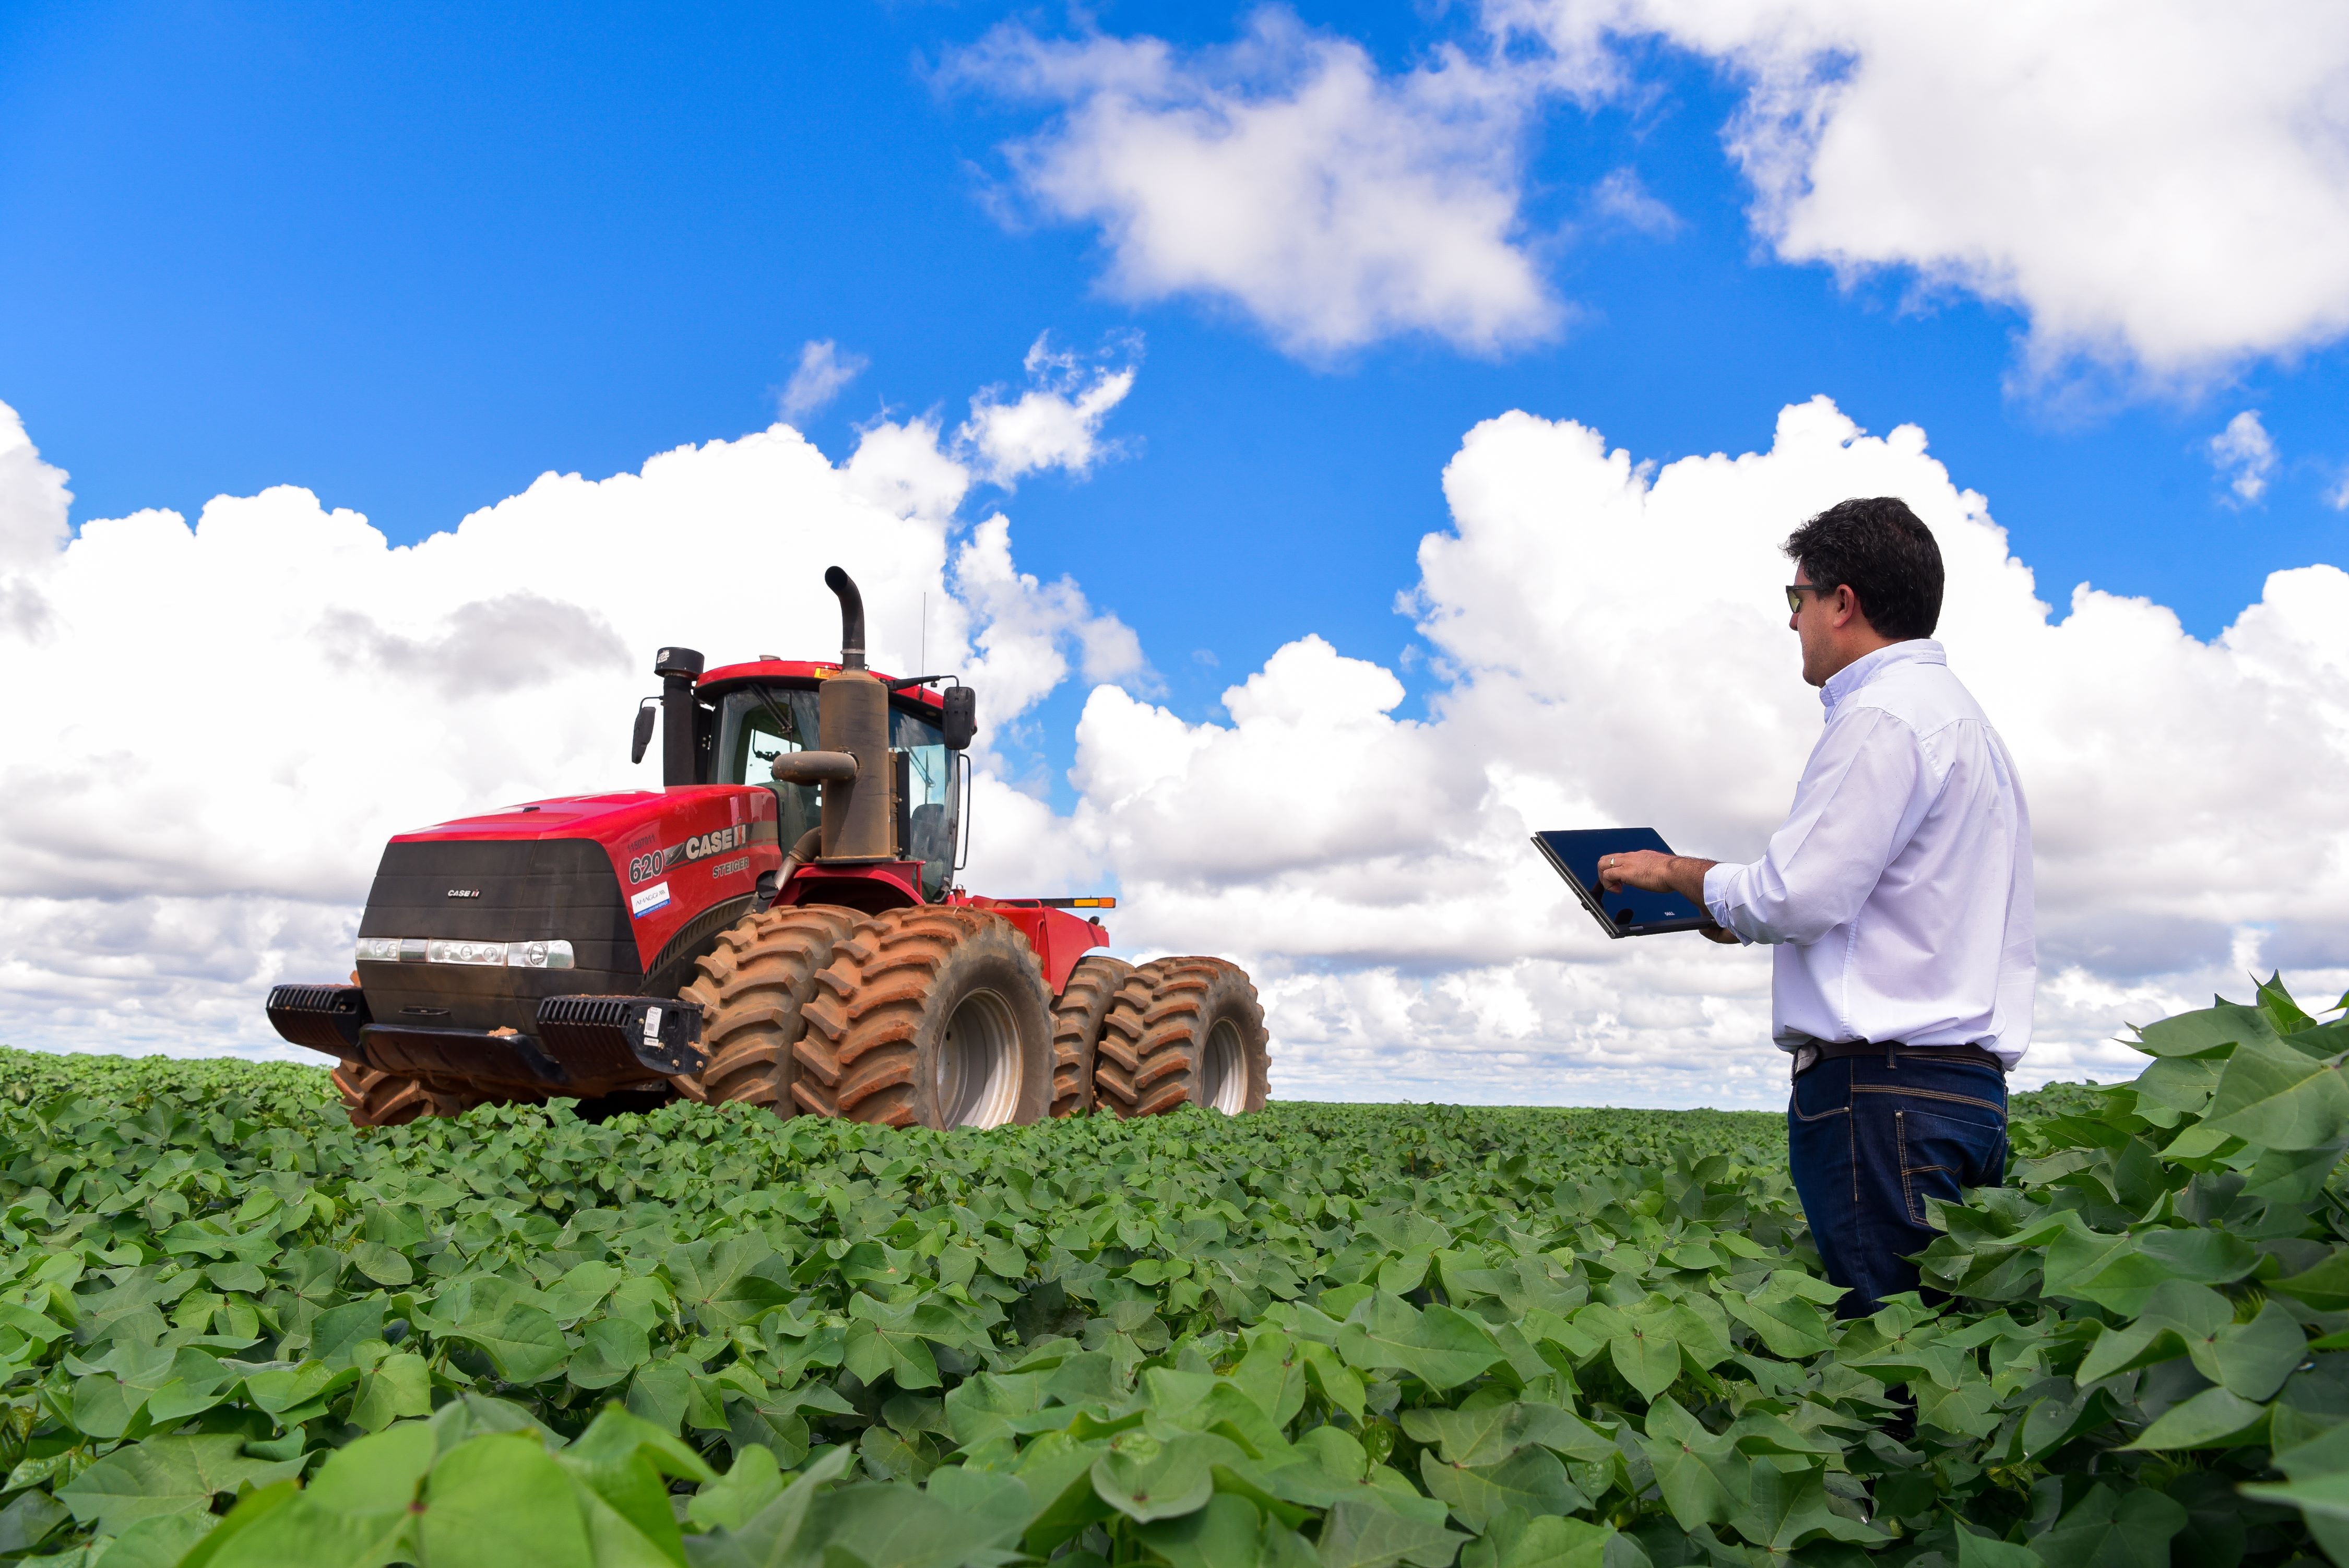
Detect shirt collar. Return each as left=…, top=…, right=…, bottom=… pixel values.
left=1821, top=638, right=1944, bottom=716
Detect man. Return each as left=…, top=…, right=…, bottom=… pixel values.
left=1598, top=496, right=2034, bottom=1316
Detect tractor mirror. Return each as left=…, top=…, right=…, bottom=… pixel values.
left=941, top=685, right=976, bottom=751
left=630, top=700, right=657, bottom=765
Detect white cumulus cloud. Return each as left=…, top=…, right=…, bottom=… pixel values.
left=956, top=334, right=1141, bottom=486
left=777, top=339, right=869, bottom=422
left=947, top=9, right=1565, bottom=357
left=2208, top=410, right=2277, bottom=506
left=955, top=2, right=2349, bottom=382
left=1499, top=0, right=2349, bottom=383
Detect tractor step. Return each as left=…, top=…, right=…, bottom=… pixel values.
left=536, top=994, right=707, bottom=1079
left=265, top=984, right=370, bottom=1061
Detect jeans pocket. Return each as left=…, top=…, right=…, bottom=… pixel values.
left=1790, top=1065, right=1851, bottom=1123
left=1895, top=1105, right=2006, bottom=1224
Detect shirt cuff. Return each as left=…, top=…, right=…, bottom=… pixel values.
left=1701, top=863, right=1749, bottom=942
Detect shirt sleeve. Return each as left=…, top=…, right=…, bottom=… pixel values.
left=1703, top=705, right=1926, bottom=946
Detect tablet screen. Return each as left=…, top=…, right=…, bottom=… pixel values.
left=1531, top=828, right=1715, bottom=937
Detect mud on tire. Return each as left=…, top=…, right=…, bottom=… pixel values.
left=794, top=907, right=1054, bottom=1129
left=1094, top=957, right=1270, bottom=1118
left=332, top=1065, right=483, bottom=1129
left=680, top=904, right=858, bottom=1114
left=1048, top=955, right=1132, bottom=1118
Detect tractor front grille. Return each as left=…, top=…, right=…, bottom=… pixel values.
left=356, top=839, right=637, bottom=1033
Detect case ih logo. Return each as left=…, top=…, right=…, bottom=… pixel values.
left=628, top=824, right=750, bottom=885
left=445, top=889, right=481, bottom=898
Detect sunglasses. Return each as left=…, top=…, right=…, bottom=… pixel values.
left=1785, top=583, right=1838, bottom=614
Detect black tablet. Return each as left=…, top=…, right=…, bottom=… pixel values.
left=1532, top=828, right=1715, bottom=938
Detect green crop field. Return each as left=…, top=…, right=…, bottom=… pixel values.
left=2, top=980, right=2346, bottom=1568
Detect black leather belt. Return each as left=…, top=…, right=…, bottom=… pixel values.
left=1790, top=1040, right=2006, bottom=1078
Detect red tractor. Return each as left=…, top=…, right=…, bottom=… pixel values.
left=266, top=568, right=1270, bottom=1130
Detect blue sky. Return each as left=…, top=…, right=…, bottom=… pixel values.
left=6, top=1, right=2343, bottom=738
left=5, top=1, right=2347, bottom=1098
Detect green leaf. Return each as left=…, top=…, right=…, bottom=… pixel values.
left=348, top=1241, right=414, bottom=1288
left=2121, top=1385, right=2272, bottom=1450
left=198, top=1426, right=434, bottom=1568
left=1730, top=1462, right=1885, bottom=1550
left=56, top=1434, right=305, bottom=1534
left=2273, top=1249, right=2349, bottom=1311
left=1475, top=1512, right=1614, bottom=1568
left=1953, top=1524, right=2046, bottom=1568
left=349, top=1352, right=433, bottom=1432
left=2197, top=1299, right=2306, bottom=1401
left=1418, top=1444, right=1585, bottom=1532
left=843, top=1293, right=957, bottom=1391
left=2257, top=971, right=2320, bottom=1033
left=2041, top=1226, right=2258, bottom=1315
left=1334, top=1292, right=1504, bottom=1391
left=418, top=1432, right=595, bottom=1568
left=2203, top=1034, right=2349, bottom=1150
left=570, top=1316, right=653, bottom=1391
left=172, top=1481, right=303, bottom=1568
left=1719, top=1276, right=1834, bottom=1359
left=1313, top=1495, right=1465, bottom=1568
left=687, top=1444, right=782, bottom=1533
left=811, top=1480, right=1023, bottom=1568
left=2134, top=1000, right=2279, bottom=1059
left=2031, top=1483, right=2186, bottom=1568
left=682, top=1446, right=857, bottom=1568
left=0, top=1490, right=67, bottom=1556
left=1092, top=1431, right=1219, bottom=1522
left=626, top=1358, right=694, bottom=1435
left=442, top=1300, right=568, bottom=1385
left=1632, top=1398, right=1740, bottom=1530
left=1605, top=1316, right=1683, bottom=1403
left=86, top=1508, right=219, bottom=1568
left=1138, top=1491, right=1270, bottom=1568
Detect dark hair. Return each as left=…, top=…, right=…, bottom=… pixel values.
left=1782, top=497, right=1943, bottom=640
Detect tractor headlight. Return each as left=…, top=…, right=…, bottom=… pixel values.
left=428, top=939, right=508, bottom=966
left=354, top=937, right=575, bottom=968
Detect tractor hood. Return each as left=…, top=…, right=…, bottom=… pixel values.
left=371, top=786, right=782, bottom=1005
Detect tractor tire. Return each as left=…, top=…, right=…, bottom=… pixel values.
left=1094, top=957, right=1270, bottom=1118
left=794, top=907, right=1054, bottom=1130
left=333, top=1065, right=482, bottom=1129
left=1049, top=955, right=1133, bottom=1118
left=682, top=904, right=858, bottom=1116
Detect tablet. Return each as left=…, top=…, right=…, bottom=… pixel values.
left=1532, top=828, right=1715, bottom=938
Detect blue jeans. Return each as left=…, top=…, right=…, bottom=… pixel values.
left=1787, top=1052, right=2009, bottom=1318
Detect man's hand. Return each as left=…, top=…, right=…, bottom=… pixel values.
left=1597, top=850, right=1712, bottom=900
left=1596, top=850, right=1739, bottom=944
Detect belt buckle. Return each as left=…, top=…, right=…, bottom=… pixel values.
left=1792, top=1044, right=1820, bottom=1080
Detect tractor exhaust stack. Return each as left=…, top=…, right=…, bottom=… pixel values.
left=826, top=565, right=867, bottom=672
left=817, top=567, right=892, bottom=860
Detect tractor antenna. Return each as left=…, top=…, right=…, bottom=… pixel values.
left=920, top=592, right=927, bottom=677
left=824, top=566, right=866, bottom=670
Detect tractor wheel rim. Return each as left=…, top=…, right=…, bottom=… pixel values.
left=1201, top=1019, right=1247, bottom=1114
left=938, top=988, right=1021, bottom=1128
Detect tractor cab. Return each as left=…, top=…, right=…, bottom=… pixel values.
left=694, top=664, right=964, bottom=900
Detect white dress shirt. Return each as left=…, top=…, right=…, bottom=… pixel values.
left=1702, top=639, right=2035, bottom=1067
